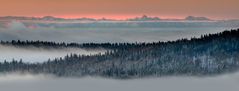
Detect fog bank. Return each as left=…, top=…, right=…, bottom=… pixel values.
left=0, top=44, right=106, bottom=63
left=0, top=72, right=239, bottom=91
left=0, top=20, right=237, bottom=43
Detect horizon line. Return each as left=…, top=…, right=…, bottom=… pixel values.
left=0, top=15, right=210, bottom=20
left=1, top=15, right=238, bottom=21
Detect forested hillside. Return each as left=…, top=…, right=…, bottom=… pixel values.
left=0, top=29, right=239, bottom=79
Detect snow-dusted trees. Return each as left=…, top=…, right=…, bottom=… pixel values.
left=0, top=29, right=239, bottom=78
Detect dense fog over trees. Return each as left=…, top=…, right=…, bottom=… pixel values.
left=0, top=43, right=107, bottom=63
left=0, top=29, right=238, bottom=79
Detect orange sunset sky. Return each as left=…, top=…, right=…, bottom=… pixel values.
left=0, top=0, right=238, bottom=19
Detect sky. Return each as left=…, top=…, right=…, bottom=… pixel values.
left=0, top=0, right=238, bottom=19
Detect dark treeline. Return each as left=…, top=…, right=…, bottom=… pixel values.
left=0, top=39, right=159, bottom=50
left=0, top=29, right=239, bottom=79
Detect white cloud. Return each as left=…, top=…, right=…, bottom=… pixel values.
left=6, top=21, right=27, bottom=30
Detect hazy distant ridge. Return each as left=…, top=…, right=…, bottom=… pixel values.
left=0, top=15, right=214, bottom=21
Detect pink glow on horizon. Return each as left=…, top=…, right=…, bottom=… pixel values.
left=32, top=15, right=188, bottom=20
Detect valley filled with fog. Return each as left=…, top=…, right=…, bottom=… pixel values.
left=0, top=20, right=239, bottom=91
left=0, top=72, right=239, bottom=91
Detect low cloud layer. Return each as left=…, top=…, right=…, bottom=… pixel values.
left=0, top=72, right=239, bottom=91
left=0, top=44, right=106, bottom=63
left=0, top=20, right=237, bottom=43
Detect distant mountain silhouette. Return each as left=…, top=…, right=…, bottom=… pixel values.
left=127, top=15, right=161, bottom=21
left=0, top=16, right=95, bottom=21
left=0, top=15, right=162, bottom=21
left=185, top=16, right=211, bottom=21
left=0, top=16, right=39, bottom=20
left=0, top=15, right=217, bottom=21
left=42, top=16, right=64, bottom=21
